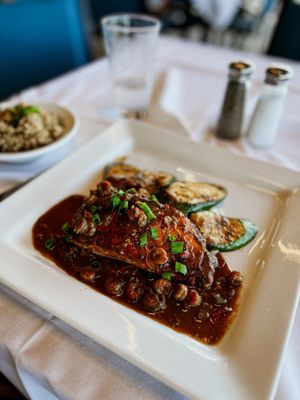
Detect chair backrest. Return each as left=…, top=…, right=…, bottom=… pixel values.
left=268, top=0, right=300, bottom=61
left=90, top=0, right=143, bottom=23
left=0, top=0, right=90, bottom=100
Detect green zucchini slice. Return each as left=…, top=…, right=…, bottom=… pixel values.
left=104, top=162, right=141, bottom=180
left=104, top=163, right=176, bottom=193
left=141, top=171, right=176, bottom=190
left=161, top=181, right=227, bottom=214
left=190, top=211, right=258, bottom=252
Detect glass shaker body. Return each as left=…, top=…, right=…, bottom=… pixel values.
left=216, top=61, right=254, bottom=140
left=247, top=65, right=293, bottom=148
left=247, top=84, right=287, bottom=148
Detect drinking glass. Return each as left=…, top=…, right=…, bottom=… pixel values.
left=101, top=14, right=161, bottom=119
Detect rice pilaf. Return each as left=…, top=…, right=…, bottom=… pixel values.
left=0, top=103, right=64, bottom=152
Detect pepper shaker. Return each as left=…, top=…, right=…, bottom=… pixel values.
left=247, top=65, right=293, bottom=148
left=215, top=61, right=254, bottom=140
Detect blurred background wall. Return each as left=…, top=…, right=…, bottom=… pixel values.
left=0, top=0, right=299, bottom=101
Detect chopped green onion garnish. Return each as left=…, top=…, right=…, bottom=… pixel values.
left=117, top=189, right=125, bottom=195
left=21, top=105, right=40, bottom=116
left=139, top=232, right=148, bottom=246
left=90, top=205, right=98, bottom=214
left=138, top=202, right=156, bottom=221
left=126, top=188, right=136, bottom=193
left=118, top=200, right=128, bottom=212
left=61, top=222, right=70, bottom=233
left=162, top=271, right=173, bottom=281
left=150, top=228, right=159, bottom=239
left=150, top=194, right=159, bottom=203
left=92, top=213, right=100, bottom=225
left=91, top=260, right=101, bottom=268
left=112, top=194, right=121, bottom=209
left=169, top=234, right=176, bottom=242
left=170, top=241, right=184, bottom=254
left=175, top=262, right=187, bottom=275
left=45, top=238, right=55, bottom=251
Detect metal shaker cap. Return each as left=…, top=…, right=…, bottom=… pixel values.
left=265, top=65, right=294, bottom=85
left=229, top=61, right=254, bottom=81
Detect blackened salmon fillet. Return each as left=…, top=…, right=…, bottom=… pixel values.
left=71, top=180, right=218, bottom=288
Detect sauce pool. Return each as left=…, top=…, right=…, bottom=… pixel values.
left=32, top=195, right=242, bottom=345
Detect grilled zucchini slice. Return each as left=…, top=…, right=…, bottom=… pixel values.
left=161, top=181, right=227, bottom=214
left=104, top=162, right=141, bottom=180
left=141, top=171, right=176, bottom=191
left=190, top=211, right=258, bottom=252
left=104, top=162, right=176, bottom=193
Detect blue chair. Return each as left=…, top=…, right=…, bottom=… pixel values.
left=0, top=0, right=90, bottom=100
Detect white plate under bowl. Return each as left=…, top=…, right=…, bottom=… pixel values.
left=0, top=102, right=79, bottom=163
left=0, top=120, right=299, bottom=400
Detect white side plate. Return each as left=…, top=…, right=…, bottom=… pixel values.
left=0, top=120, right=299, bottom=400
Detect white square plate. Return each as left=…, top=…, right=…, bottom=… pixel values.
left=0, top=120, right=299, bottom=400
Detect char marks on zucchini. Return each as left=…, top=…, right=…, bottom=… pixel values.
left=159, top=181, right=227, bottom=215
left=190, top=211, right=258, bottom=252
left=104, top=161, right=177, bottom=194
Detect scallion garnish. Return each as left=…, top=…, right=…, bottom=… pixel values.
left=169, top=234, right=176, bottom=242
left=90, top=205, right=98, bottom=214
left=126, top=188, right=136, bottom=193
left=162, top=271, right=173, bottom=281
left=170, top=241, right=184, bottom=254
left=139, top=232, right=148, bottom=247
left=175, top=262, right=187, bottom=275
left=150, top=194, right=159, bottom=203
left=10, top=105, right=40, bottom=127
left=117, top=189, right=125, bottom=195
left=150, top=228, right=159, bottom=239
left=22, top=105, right=40, bottom=116
left=138, top=202, right=156, bottom=221
left=92, top=213, right=100, bottom=225
left=112, top=194, right=121, bottom=209
left=45, top=238, right=55, bottom=251
left=118, top=200, right=128, bottom=212
left=61, top=222, right=70, bottom=233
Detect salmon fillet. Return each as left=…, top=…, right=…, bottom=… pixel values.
left=71, top=181, right=217, bottom=288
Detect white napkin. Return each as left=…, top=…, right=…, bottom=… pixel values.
left=155, top=66, right=225, bottom=141
left=191, top=0, right=242, bottom=30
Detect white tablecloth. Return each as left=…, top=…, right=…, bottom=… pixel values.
left=1, top=36, right=299, bottom=400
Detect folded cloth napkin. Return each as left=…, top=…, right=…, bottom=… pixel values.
left=191, top=0, right=242, bottom=30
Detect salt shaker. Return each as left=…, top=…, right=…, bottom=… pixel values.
left=215, top=61, right=254, bottom=140
left=247, top=65, right=293, bottom=148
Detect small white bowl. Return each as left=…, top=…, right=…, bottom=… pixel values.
left=0, top=102, right=79, bottom=163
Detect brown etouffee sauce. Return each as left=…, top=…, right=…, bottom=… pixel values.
left=33, top=195, right=242, bottom=345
